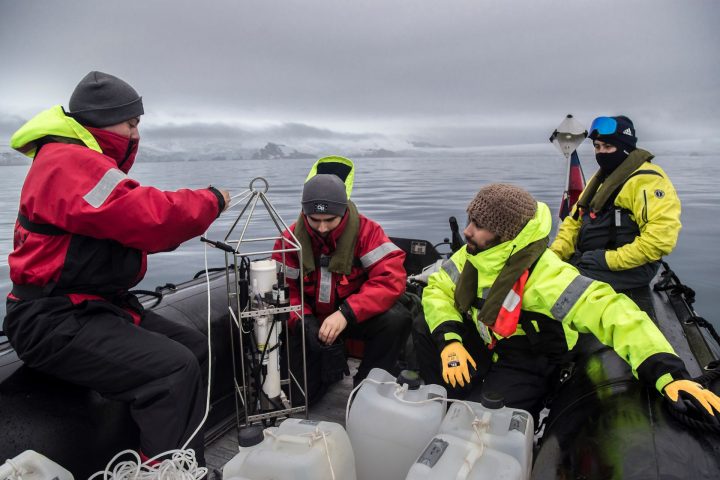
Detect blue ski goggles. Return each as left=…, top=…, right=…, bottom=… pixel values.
left=588, top=117, right=617, bottom=139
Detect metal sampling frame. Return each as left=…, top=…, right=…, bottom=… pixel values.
left=205, top=177, right=308, bottom=432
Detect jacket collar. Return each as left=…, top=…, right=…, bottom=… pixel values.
left=85, top=127, right=139, bottom=173
left=10, top=105, right=102, bottom=158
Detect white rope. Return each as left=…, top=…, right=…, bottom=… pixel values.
left=263, top=426, right=336, bottom=480
left=88, top=449, right=207, bottom=480
left=180, top=237, right=214, bottom=450
left=318, top=429, right=336, bottom=480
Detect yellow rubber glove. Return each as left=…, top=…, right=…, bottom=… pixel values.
left=440, top=342, right=477, bottom=388
left=664, top=380, right=720, bottom=424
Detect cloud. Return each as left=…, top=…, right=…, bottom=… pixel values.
left=1, top=0, right=718, bottom=146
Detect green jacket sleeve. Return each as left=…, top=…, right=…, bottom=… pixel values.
left=422, top=256, right=466, bottom=347
left=550, top=266, right=688, bottom=392
left=526, top=254, right=688, bottom=392
left=606, top=167, right=681, bottom=270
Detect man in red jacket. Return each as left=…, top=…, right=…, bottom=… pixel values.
left=273, top=169, right=411, bottom=405
left=3, top=71, right=230, bottom=464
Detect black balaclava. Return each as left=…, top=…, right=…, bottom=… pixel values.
left=590, top=115, right=637, bottom=175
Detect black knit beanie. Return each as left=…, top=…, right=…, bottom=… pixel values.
left=589, top=115, right=637, bottom=152
left=67, top=71, right=144, bottom=127
left=302, top=174, right=348, bottom=217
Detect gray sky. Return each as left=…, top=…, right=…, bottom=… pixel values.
left=1, top=0, right=718, bottom=148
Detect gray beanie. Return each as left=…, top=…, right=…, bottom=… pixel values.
left=67, top=71, right=144, bottom=127
left=466, top=184, right=537, bottom=242
left=302, top=174, right=348, bottom=217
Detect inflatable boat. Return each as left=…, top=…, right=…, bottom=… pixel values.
left=2, top=224, right=718, bottom=479
left=2, top=140, right=719, bottom=477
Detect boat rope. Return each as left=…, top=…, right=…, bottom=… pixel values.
left=665, top=404, right=720, bottom=434
left=654, top=261, right=720, bottom=348
left=665, top=360, right=720, bottom=434
left=193, top=265, right=235, bottom=279
left=128, top=284, right=177, bottom=309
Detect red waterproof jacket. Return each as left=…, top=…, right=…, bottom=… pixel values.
left=272, top=209, right=406, bottom=328
left=8, top=107, right=223, bottom=307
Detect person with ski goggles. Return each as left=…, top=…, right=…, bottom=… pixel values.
left=551, top=115, right=681, bottom=291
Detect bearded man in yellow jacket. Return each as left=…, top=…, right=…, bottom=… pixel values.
left=412, top=183, right=718, bottom=424
left=551, top=116, right=681, bottom=291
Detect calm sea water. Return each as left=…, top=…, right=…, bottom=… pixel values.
left=0, top=145, right=717, bottom=329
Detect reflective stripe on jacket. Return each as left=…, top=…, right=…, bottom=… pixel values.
left=423, top=201, right=687, bottom=392
left=550, top=157, right=681, bottom=271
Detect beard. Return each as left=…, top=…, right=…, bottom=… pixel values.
left=465, top=235, right=501, bottom=255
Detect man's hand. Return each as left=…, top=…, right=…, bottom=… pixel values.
left=219, top=189, right=231, bottom=211
left=318, top=310, right=348, bottom=345
left=440, top=341, right=476, bottom=388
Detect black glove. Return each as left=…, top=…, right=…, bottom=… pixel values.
left=576, top=250, right=609, bottom=271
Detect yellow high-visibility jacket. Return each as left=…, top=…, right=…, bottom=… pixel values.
left=422, top=202, right=687, bottom=392
left=551, top=155, right=681, bottom=271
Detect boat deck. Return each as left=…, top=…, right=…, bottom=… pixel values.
left=205, top=359, right=358, bottom=473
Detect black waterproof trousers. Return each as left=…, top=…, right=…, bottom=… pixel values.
left=4, top=296, right=208, bottom=464
left=287, top=300, right=412, bottom=406
left=412, top=313, right=559, bottom=420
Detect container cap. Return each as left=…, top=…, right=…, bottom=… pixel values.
left=238, top=425, right=265, bottom=447
left=396, top=370, right=422, bottom=390
left=480, top=390, right=505, bottom=409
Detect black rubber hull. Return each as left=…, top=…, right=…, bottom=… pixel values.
left=532, top=302, right=720, bottom=479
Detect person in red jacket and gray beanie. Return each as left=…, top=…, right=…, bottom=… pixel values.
left=3, top=71, right=230, bottom=465
left=272, top=166, right=412, bottom=405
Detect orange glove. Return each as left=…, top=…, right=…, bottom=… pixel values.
left=664, top=380, right=720, bottom=424
left=440, top=342, right=476, bottom=388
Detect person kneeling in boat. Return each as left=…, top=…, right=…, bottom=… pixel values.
left=3, top=71, right=231, bottom=465
left=273, top=168, right=411, bottom=405
left=413, top=183, right=719, bottom=423
left=550, top=115, right=681, bottom=291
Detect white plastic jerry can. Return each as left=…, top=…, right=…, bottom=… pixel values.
left=0, top=450, right=74, bottom=480
left=406, top=397, right=534, bottom=480
left=346, top=368, right=447, bottom=480
left=438, top=400, right=534, bottom=479
left=405, top=434, right=523, bottom=480
left=223, top=419, right=356, bottom=480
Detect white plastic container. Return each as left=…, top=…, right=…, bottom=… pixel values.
left=437, top=400, right=534, bottom=479
left=346, top=368, right=447, bottom=480
left=249, top=259, right=282, bottom=400
left=0, top=450, right=74, bottom=480
left=250, top=259, right=277, bottom=295
left=223, top=419, right=356, bottom=480
left=405, top=434, right=523, bottom=480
